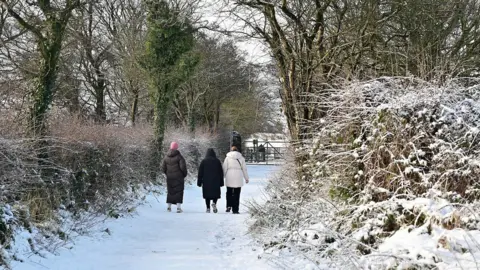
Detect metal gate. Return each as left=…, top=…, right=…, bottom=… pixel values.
left=243, top=140, right=288, bottom=165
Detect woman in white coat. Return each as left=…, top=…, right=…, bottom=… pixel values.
left=223, top=146, right=249, bottom=214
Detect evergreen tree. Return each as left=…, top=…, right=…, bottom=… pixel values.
left=143, top=0, right=198, bottom=169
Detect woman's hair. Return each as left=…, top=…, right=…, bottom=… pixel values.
left=231, top=145, right=238, bottom=151
left=206, top=148, right=216, bottom=158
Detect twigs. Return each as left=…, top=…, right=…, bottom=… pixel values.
left=247, top=77, right=480, bottom=269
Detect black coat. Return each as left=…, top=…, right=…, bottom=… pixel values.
left=197, top=149, right=224, bottom=199
left=162, top=150, right=187, bottom=204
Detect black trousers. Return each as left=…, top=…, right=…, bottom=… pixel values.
left=205, top=198, right=218, bottom=208
left=226, top=187, right=242, bottom=213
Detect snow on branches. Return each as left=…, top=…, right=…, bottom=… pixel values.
left=250, top=77, right=480, bottom=269
left=309, top=77, right=480, bottom=204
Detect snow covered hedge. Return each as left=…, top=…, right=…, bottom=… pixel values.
left=0, top=134, right=153, bottom=268
left=250, top=78, right=480, bottom=269
left=312, top=77, right=480, bottom=204
left=0, top=120, right=217, bottom=268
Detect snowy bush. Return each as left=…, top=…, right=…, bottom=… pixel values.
left=249, top=78, right=480, bottom=269
left=308, top=77, right=480, bottom=204
left=163, top=127, right=219, bottom=181
left=0, top=135, right=153, bottom=267
left=0, top=114, right=221, bottom=268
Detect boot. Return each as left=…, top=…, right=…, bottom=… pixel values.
left=212, top=203, right=218, bottom=213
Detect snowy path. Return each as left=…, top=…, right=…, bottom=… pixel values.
left=12, top=165, right=276, bottom=270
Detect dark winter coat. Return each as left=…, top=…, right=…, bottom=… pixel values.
left=162, top=149, right=187, bottom=204
left=197, top=149, right=224, bottom=199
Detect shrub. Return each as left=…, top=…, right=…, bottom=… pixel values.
left=307, top=77, right=480, bottom=204
left=163, top=127, right=220, bottom=179
left=248, top=78, right=480, bottom=269
left=0, top=117, right=154, bottom=266
left=0, top=113, right=221, bottom=266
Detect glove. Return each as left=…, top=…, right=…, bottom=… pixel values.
left=245, top=179, right=249, bottom=184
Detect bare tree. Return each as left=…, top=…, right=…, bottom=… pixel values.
left=218, top=1, right=349, bottom=146
left=379, top=0, right=480, bottom=80
left=0, top=0, right=84, bottom=136
left=216, top=0, right=480, bottom=170
left=70, top=1, right=115, bottom=122
left=171, top=37, right=251, bottom=133
left=108, top=0, right=149, bottom=126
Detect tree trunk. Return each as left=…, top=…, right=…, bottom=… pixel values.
left=188, top=112, right=195, bottom=133
left=94, top=87, right=105, bottom=122
left=130, top=90, right=139, bottom=126
left=213, top=101, right=220, bottom=133
left=66, top=86, right=81, bottom=115
left=149, top=85, right=169, bottom=181
left=94, top=70, right=106, bottom=122
left=30, top=42, right=62, bottom=136
left=152, top=83, right=170, bottom=158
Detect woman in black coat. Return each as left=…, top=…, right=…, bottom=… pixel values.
left=197, top=148, right=224, bottom=213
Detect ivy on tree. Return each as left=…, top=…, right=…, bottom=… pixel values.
left=1, top=0, right=82, bottom=136
left=142, top=0, right=198, bottom=161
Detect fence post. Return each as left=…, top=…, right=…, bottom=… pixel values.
left=266, top=142, right=269, bottom=165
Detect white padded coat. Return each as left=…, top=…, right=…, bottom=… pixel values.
left=223, top=151, right=249, bottom=188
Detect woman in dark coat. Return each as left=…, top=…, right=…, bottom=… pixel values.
left=197, top=148, right=224, bottom=213
left=162, top=142, right=188, bottom=213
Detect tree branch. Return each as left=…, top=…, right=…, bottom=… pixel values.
left=0, top=2, right=45, bottom=41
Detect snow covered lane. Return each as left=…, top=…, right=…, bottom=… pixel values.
left=12, top=165, right=277, bottom=270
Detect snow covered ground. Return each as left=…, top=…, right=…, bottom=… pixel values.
left=10, top=165, right=278, bottom=270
